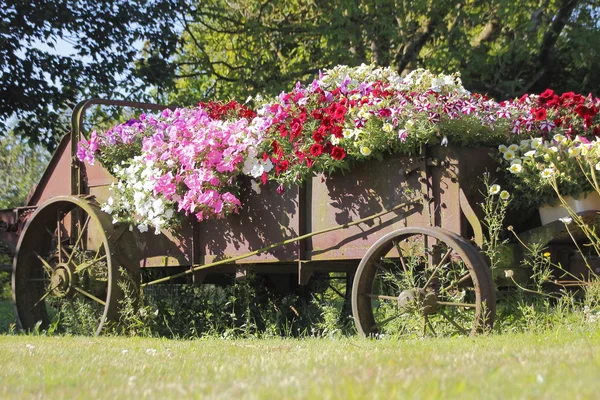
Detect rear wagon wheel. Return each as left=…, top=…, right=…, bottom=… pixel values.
left=352, top=227, right=495, bottom=337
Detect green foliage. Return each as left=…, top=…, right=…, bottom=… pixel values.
left=0, top=0, right=180, bottom=149
left=0, top=131, right=50, bottom=208
left=112, top=273, right=355, bottom=339
left=162, top=0, right=600, bottom=107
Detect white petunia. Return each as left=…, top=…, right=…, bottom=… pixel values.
left=503, top=150, right=516, bottom=161
left=568, top=146, right=581, bottom=156
left=137, top=224, right=149, bottom=233
left=508, top=144, right=519, bottom=152
left=531, top=138, right=543, bottom=149
left=511, top=158, right=522, bottom=165
left=509, top=164, right=523, bottom=174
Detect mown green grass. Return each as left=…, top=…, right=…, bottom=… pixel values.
left=1, top=326, right=599, bottom=399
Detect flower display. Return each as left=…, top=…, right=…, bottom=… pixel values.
left=77, top=64, right=600, bottom=232
left=500, top=134, right=600, bottom=209
left=498, top=91, right=600, bottom=209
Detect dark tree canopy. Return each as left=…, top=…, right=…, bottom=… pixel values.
left=0, top=0, right=180, bottom=150
left=2, top=0, right=599, bottom=150
left=157, top=0, right=600, bottom=106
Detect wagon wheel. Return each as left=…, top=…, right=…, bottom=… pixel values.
left=12, top=196, right=135, bottom=335
left=352, top=227, right=496, bottom=337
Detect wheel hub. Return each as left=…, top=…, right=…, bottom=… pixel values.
left=50, top=263, right=74, bottom=297
left=397, top=288, right=438, bottom=315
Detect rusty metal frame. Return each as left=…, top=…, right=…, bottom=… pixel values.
left=70, top=98, right=171, bottom=196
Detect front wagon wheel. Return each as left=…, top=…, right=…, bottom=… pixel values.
left=352, top=227, right=495, bottom=338
left=12, top=196, right=136, bottom=335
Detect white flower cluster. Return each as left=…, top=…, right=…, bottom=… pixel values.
left=101, top=156, right=176, bottom=235
left=242, top=146, right=274, bottom=178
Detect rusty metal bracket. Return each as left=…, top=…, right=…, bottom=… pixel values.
left=459, top=188, right=483, bottom=247
left=70, top=98, right=173, bottom=196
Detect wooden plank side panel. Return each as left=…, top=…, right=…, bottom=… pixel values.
left=308, top=154, right=426, bottom=260
left=199, top=179, right=300, bottom=263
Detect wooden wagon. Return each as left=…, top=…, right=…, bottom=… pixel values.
left=3, top=99, right=508, bottom=337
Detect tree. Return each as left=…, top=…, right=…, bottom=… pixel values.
left=0, top=131, right=50, bottom=209
left=159, top=0, right=600, bottom=104
left=0, top=0, right=181, bottom=150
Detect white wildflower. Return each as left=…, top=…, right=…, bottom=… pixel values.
left=500, top=190, right=510, bottom=200
left=360, top=146, right=372, bottom=156
left=559, top=216, right=573, bottom=224
left=489, top=184, right=501, bottom=195
left=541, top=168, right=554, bottom=178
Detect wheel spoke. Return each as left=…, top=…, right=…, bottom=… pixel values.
left=75, top=254, right=107, bottom=273
left=439, top=309, right=468, bottom=335
left=73, top=286, right=106, bottom=306
left=46, top=227, right=71, bottom=261
left=56, top=213, right=63, bottom=263
left=425, top=315, right=437, bottom=337
left=423, top=247, right=453, bottom=289
left=393, top=240, right=408, bottom=274
left=33, top=251, right=54, bottom=274
left=67, top=215, right=91, bottom=266
left=371, top=313, right=402, bottom=330
left=374, top=261, right=393, bottom=276
left=441, top=273, right=472, bottom=294
left=33, top=282, right=61, bottom=308
left=437, top=301, right=477, bottom=308
left=363, top=293, right=397, bottom=301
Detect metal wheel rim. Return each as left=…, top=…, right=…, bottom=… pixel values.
left=12, top=196, right=121, bottom=335
left=351, top=226, right=496, bottom=337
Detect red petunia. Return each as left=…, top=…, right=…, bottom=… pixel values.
left=532, top=108, right=547, bottom=121
left=309, top=143, right=324, bottom=157
left=279, top=124, right=288, bottom=138
left=378, top=108, right=392, bottom=118
left=271, top=140, right=280, bottom=154
left=331, top=125, right=343, bottom=138
left=276, top=159, right=289, bottom=174
left=312, top=129, right=325, bottom=142
left=290, top=118, right=303, bottom=140
left=575, top=104, right=590, bottom=117
left=330, top=146, right=346, bottom=160
left=539, top=89, right=555, bottom=104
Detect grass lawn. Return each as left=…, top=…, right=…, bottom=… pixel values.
left=1, top=326, right=599, bottom=399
